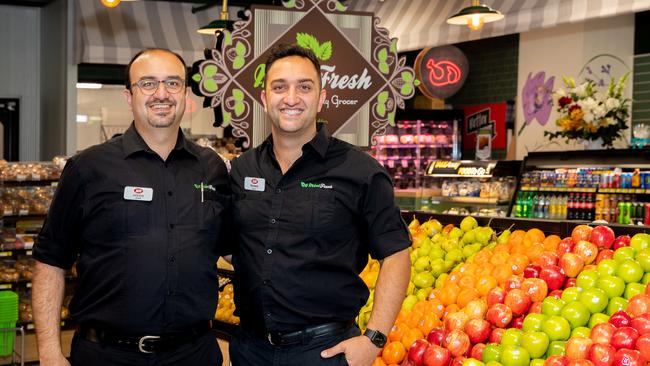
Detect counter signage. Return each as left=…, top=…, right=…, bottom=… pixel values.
left=425, top=160, right=496, bottom=177
left=191, top=1, right=417, bottom=148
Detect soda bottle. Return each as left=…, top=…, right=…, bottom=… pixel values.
left=567, top=193, right=574, bottom=220
left=560, top=194, right=568, bottom=219
left=586, top=193, right=595, bottom=221
left=526, top=192, right=534, bottom=218
left=515, top=192, right=522, bottom=218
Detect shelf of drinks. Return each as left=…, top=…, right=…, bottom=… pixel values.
left=429, top=196, right=510, bottom=205
left=520, top=186, right=650, bottom=194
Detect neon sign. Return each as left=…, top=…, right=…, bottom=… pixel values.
left=426, top=59, right=462, bottom=87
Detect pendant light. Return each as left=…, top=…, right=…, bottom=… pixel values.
left=197, top=0, right=233, bottom=35
left=446, top=0, right=504, bottom=31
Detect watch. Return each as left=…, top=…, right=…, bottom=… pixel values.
left=364, top=328, right=387, bottom=348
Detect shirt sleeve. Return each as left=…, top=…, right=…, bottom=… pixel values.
left=33, top=158, right=85, bottom=269
left=363, top=170, right=411, bottom=260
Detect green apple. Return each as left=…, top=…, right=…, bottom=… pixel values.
left=522, top=313, right=547, bottom=332
left=414, top=256, right=431, bottom=272
left=520, top=331, right=549, bottom=359
left=482, top=343, right=502, bottom=363
left=402, top=294, right=418, bottom=310
left=635, top=248, right=650, bottom=272
left=546, top=341, right=566, bottom=357
left=561, top=287, right=582, bottom=303
left=541, top=316, right=571, bottom=341
left=606, top=296, right=628, bottom=315
left=463, top=358, right=485, bottom=366
left=588, top=313, right=610, bottom=328
left=529, top=359, right=545, bottom=366
left=485, top=362, right=503, bottom=366
left=541, top=297, right=566, bottom=316
left=613, top=247, right=636, bottom=262
left=597, top=259, right=618, bottom=276
left=460, top=216, right=479, bottom=232
left=435, top=273, right=448, bottom=288
left=630, top=233, right=650, bottom=251
left=501, top=328, right=523, bottom=347
left=499, top=346, right=530, bottom=366
left=624, top=282, right=645, bottom=299
left=597, top=275, right=626, bottom=298
left=560, top=301, right=590, bottom=328
left=571, top=326, right=591, bottom=338
left=579, top=287, right=609, bottom=314
left=616, top=259, right=644, bottom=284
left=413, top=272, right=435, bottom=288
left=576, top=269, right=600, bottom=289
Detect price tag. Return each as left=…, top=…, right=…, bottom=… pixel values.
left=31, top=174, right=40, bottom=180
left=26, top=283, right=32, bottom=288
left=26, top=250, right=32, bottom=256
left=16, top=174, right=27, bottom=181
left=18, top=210, right=29, bottom=216
left=0, top=251, right=12, bottom=257
left=27, top=324, right=34, bottom=330
left=0, top=284, right=11, bottom=290
left=635, top=189, right=644, bottom=194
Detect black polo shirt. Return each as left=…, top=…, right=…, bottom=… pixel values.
left=230, top=125, right=410, bottom=332
left=34, top=123, right=230, bottom=335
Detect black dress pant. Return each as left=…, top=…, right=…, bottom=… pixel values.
left=229, top=325, right=360, bottom=366
left=69, top=331, right=223, bottom=366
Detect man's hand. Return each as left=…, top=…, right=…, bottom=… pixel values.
left=320, top=335, right=380, bottom=366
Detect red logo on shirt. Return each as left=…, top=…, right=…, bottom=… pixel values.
left=133, top=188, right=144, bottom=194
left=251, top=178, right=258, bottom=185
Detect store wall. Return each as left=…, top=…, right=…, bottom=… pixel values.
left=0, top=5, right=40, bottom=161
left=516, top=14, right=635, bottom=159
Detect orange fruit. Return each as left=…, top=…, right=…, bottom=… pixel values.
left=475, top=275, right=497, bottom=296
left=405, top=310, right=424, bottom=329
left=508, top=230, right=526, bottom=247
left=473, top=249, right=491, bottom=264
left=492, top=263, right=514, bottom=285
left=388, top=322, right=408, bottom=343
left=458, top=274, right=476, bottom=289
left=382, top=341, right=406, bottom=364
left=456, top=287, right=479, bottom=308
left=543, top=235, right=562, bottom=252
left=439, top=284, right=460, bottom=306
left=401, top=328, right=424, bottom=349
left=372, top=357, right=387, bottom=366
left=395, top=309, right=409, bottom=324
left=476, top=263, right=495, bottom=277
left=526, top=245, right=545, bottom=262
left=490, top=251, right=510, bottom=266
left=442, top=303, right=460, bottom=319
left=418, top=312, right=442, bottom=335
left=445, top=272, right=461, bottom=286
left=509, top=253, right=530, bottom=275
left=412, top=301, right=428, bottom=315
left=524, top=228, right=545, bottom=246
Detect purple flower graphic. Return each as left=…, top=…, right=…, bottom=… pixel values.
left=522, top=71, right=555, bottom=126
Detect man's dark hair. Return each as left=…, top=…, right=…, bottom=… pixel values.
left=264, top=44, right=322, bottom=87
left=125, top=48, right=188, bottom=91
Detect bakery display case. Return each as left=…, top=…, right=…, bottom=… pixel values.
left=510, top=149, right=650, bottom=226
left=418, top=159, right=521, bottom=217
left=370, top=109, right=463, bottom=210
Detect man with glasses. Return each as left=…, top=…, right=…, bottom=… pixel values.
left=32, top=48, right=230, bottom=366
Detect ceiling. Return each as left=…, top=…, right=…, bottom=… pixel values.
left=1, top=0, right=314, bottom=8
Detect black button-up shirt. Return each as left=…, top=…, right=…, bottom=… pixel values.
left=34, top=123, right=230, bottom=335
left=230, top=125, right=410, bottom=332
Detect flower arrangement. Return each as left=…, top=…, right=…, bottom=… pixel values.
left=544, top=73, right=630, bottom=148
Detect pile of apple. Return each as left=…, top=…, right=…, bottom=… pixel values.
left=397, top=225, right=650, bottom=366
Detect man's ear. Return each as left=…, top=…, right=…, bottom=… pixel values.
left=123, top=89, right=133, bottom=111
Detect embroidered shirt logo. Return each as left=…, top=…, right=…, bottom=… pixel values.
left=193, top=183, right=216, bottom=191
left=300, top=181, right=333, bottom=189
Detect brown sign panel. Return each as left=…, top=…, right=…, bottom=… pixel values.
left=192, top=1, right=417, bottom=149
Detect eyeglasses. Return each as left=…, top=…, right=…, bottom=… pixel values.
left=131, top=78, right=186, bottom=95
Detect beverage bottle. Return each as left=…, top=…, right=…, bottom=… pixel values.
left=560, top=195, right=568, bottom=219
left=645, top=203, right=650, bottom=225
left=542, top=194, right=549, bottom=219
left=617, top=202, right=626, bottom=224
left=515, top=192, right=522, bottom=218
left=586, top=193, right=595, bottom=221
left=526, top=192, right=534, bottom=218
left=631, top=169, right=641, bottom=188
left=532, top=194, right=540, bottom=218
left=548, top=195, right=557, bottom=220
left=567, top=193, right=574, bottom=220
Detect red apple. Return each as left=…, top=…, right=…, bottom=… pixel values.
left=611, top=326, right=639, bottom=350
left=469, top=343, right=485, bottom=361
left=489, top=328, right=505, bottom=344
left=504, top=289, right=532, bottom=316
left=427, top=328, right=446, bottom=346
left=529, top=301, right=542, bottom=314
left=504, top=275, right=524, bottom=291
left=634, top=333, right=650, bottom=362
left=595, top=249, right=614, bottom=264
left=522, top=278, right=549, bottom=302
left=545, top=355, right=570, bottom=366
left=613, top=349, right=644, bottom=366
left=564, top=277, right=577, bottom=288
left=630, top=314, right=650, bottom=336
left=626, top=294, right=650, bottom=317
left=486, top=303, right=513, bottom=328
left=548, top=289, right=564, bottom=299
left=511, top=316, right=524, bottom=329
left=568, top=360, right=594, bottom=366
left=538, top=251, right=560, bottom=267
left=572, top=225, right=593, bottom=243
left=557, top=237, right=576, bottom=256
left=590, top=225, right=615, bottom=249
left=524, top=264, right=542, bottom=278
left=609, top=311, right=632, bottom=328
left=443, top=329, right=470, bottom=357
left=464, top=319, right=491, bottom=344
left=573, top=240, right=599, bottom=265
left=408, top=339, right=430, bottom=366
left=540, top=265, right=567, bottom=291
left=422, top=344, right=452, bottom=366
left=612, top=235, right=631, bottom=250
left=450, top=356, right=465, bottom=366
left=588, top=343, right=616, bottom=366
left=559, top=252, right=585, bottom=278
left=566, top=336, right=594, bottom=360
left=487, top=287, right=506, bottom=307
left=445, top=311, right=470, bottom=332
left=591, top=322, right=616, bottom=345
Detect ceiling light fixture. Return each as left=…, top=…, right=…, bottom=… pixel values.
left=100, top=0, right=120, bottom=8
left=197, top=0, right=233, bottom=35
left=76, top=83, right=103, bottom=89
left=446, top=0, right=504, bottom=31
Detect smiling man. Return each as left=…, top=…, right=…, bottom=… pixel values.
left=32, top=48, right=230, bottom=366
left=228, top=44, right=411, bottom=366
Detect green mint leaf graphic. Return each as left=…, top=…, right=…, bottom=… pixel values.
left=204, top=79, right=218, bottom=92
left=222, top=111, right=231, bottom=127
left=319, top=41, right=333, bottom=61
left=253, top=64, right=266, bottom=89
left=378, top=48, right=387, bottom=62
left=234, top=101, right=245, bottom=117
left=378, top=61, right=389, bottom=74
left=192, top=73, right=202, bottom=82
left=235, top=41, right=246, bottom=56
left=376, top=91, right=388, bottom=117
left=414, top=79, right=421, bottom=86
left=377, top=91, right=388, bottom=104
left=232, top=88, right=244, bottom=102
left=233, top=55, right=245, bottom=69
left=400, top=83, right=413, bottom=96
left=224, top=31, right=232, bottom=47
left=390, top=39, right=398, bottom=54
left=284, top=0, right=296, bottom=8
left=335, top=1, right=347, bottom=11
left=204, top=65, right=218, bottom=77
left=401, top=71, right=413, bottom=82
left=296, top=33, right=311, bottom=49
left=387, top=110, right=396, bottom=126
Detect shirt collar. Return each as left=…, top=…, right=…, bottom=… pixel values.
left=260, top=123, right=330, bottom=159
left=121, top=122, right=200, bottom=160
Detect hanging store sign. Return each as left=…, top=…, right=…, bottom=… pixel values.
left=191, top=1, right=417, bottom=148
left=462, top=102, right=507, bottom=160
left=414, top=45, right=468, bottom=100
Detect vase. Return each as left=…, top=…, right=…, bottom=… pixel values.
left=582, top=138, right=606, bottom=150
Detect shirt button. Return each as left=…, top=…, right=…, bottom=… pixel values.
left=168, top=191, right=173, bottom=196
left=270, top=218, right=276, bottom=224
left=276, top=188, right=281, bottom=193
left=263, top=280, right=268, bottom=285
left=266, top=249, right=272, bottom=255
left=169, top=223, right=174, bottom=229
left=169, top=256, right=175, bottom=263
left=265, top=312, right=271, bottom=318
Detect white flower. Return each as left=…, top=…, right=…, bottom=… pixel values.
left=593, top=91, right=605, bottom=102
left=593, top=105, right=606, bottom=119
left=603, top=117, right=615, bottom=126
left=605, top=97, right=620, bottom=110
left=578, top=97, right=597, bottom=112
left=583, top=112, right=595, bottom=123
left=555, top=89, right=566, bottom=97
left=574, top=83, right=589, bottom=97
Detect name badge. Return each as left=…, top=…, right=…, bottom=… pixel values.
left=244, top=177, right=265, bottom=192
left=124, top=186, right=153, bottom=201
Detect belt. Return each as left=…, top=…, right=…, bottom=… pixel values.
left=76, top=321, right=212, bottom=354
left=262, top=321, right=354, bottom=346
